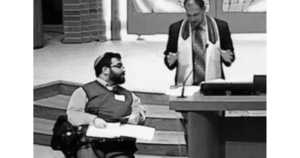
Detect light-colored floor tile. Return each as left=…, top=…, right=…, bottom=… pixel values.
left=34, top=33, right=266, bottom=93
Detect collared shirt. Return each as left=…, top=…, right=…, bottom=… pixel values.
left=66, top=78, right=146, bottom=126
left=96, top=77, right=117, bottom=91
left=181, top=16, right=208, bottom=47
left=193, top=16, right=207, bottom=49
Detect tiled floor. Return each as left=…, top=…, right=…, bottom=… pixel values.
left=34, top=32, right=266, bottom=93
left=34, top=145, right=64, bottom=158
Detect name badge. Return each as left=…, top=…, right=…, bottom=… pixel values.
left=114, top=94, right=125, bottom=102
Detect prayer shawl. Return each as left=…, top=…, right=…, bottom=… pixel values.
left=177, top=15, right=222, bottom=85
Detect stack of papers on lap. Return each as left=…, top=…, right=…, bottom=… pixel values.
left=86, top=122, right=155, bottom=141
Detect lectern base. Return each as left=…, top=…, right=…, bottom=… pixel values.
left=188, top=111, right=224, bottom=158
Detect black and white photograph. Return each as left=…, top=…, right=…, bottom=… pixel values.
left=2, top=0, right=296, bottom=157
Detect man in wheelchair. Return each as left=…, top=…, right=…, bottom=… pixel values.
left=64, top=52, right=146, bottom=158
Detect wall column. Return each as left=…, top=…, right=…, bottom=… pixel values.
left=111, top=0, right=121, bottom=40
left=34, top=0, right=44, bottom=49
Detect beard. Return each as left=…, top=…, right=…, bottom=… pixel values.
left=109, top=71, right=125, bottom=84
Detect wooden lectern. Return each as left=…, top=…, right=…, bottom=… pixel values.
left=169, top=92, right=266, bottom=158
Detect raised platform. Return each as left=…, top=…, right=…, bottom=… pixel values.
left=34, top=32, right=266, bottom=93
left=34, top=80, right=266, bottom=158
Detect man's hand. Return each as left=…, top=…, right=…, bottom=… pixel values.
left=128, top=113, right=143, bottom=125
left=220, top=49, right=234, bottom=66
left=166, top=52, right=178, bottom=66
left=93, top=117, right=107, bottom=128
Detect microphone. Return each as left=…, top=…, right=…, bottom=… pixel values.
left=178, top=69, right=193, bottom=98
left=177, top=44, right=209, bottom=98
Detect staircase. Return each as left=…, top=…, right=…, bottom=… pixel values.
left=34, top=81, right=187, bottom=158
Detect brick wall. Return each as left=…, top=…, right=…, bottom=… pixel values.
left=62, top=0, right=106, bottom=43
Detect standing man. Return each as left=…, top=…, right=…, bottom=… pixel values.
left=67, top=52, right=146, bottom=158
left=163, top=0, right=235, bottom=148
left=164, top=0, right=235, bottom=86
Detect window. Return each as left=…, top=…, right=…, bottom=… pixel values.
left=132, top=0, right=210, bottom=13
left=222, top=0, right=266, bottom=12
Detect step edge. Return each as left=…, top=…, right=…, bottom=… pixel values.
left=34, top=103, right=182, bottom=119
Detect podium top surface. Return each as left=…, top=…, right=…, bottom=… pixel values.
left=169, top=94, right=266, bottom=111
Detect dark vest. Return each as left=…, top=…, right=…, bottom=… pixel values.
left=82, top=81, right=133, bottom=123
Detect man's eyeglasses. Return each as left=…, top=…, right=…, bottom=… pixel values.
left=110, top=64, right=124, bottom=69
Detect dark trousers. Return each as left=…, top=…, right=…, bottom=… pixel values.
left=77, top=140, right=137, bottom=158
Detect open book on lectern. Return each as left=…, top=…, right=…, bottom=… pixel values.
left=86, top=122, right=155, bottom=141
left=166, top=79, right=226, bottom=97
left=166, top=77, right=265, bottom=96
